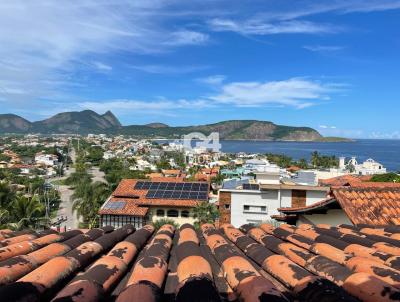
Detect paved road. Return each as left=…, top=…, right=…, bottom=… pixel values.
left=53, top=148, right=79, bottom=230
left=53, top=148, right=107, bottom=230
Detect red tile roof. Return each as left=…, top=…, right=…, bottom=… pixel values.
left=279, top=185, right=400, bottom=226
left=99, top=179, right=208, bottom=217
left=333, top=187, right=400, bottom=225
left=0, top=223, right=399, bottom=301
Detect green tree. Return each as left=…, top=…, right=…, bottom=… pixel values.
left=193, top=202, right=219, bottom=228
left=71, top=181, right=111, bottom=228
left=9, top=195, right=45, bottom=230
left=370, top=173, right=400, bottom=183
left=152, top=218, right=179, bottom=230
left=0, top=182, right=15, bottom=209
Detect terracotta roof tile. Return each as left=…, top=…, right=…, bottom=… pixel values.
left=1, top=222, right=400, bottom=301
left=100, top=179, right=209, bottom=217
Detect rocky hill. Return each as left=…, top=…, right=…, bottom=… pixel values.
left=0, top=110, right=323, bottom=141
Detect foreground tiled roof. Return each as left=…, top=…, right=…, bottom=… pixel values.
left=99, top=179, right=208, bottom=216
left=1, top=223, right=400, bottom=301
left=279, top=186, right=400, bottom=226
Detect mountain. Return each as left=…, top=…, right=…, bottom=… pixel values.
left=30, top=110, right=122, bottom=133
left=0, top=110, right=325, bottom=141
left=0, top=114, right=32, bottom=133
left=119, top=120, right=322, bottom=141
left=145, top=122, right=169, bottom=128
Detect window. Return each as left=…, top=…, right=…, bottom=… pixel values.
left=181, top=210, right=190, bottom=218
left=243, top=205, right=267, bottom=213
left=167, top=209, right=179, bottom=217
left=224, top=204, right=230, bottom=210
left=156, top=209, right=165, bottom=217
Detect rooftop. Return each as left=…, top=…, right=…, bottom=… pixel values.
left=0, top=223, right=399, bottom=301
left=99, top=179, right=210, bottom=217
left=278, top=183, right=400, bottom=226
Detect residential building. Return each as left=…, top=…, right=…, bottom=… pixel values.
left=98, top=178, right=209, bottom=228
left=34, top=152, right=58, bottom=167
left=218, top=171, right=330, bottom=227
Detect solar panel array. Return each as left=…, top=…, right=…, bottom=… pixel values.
left=103, top=201, right=126, bottom=210
left=134, top=181, right=209, bottom=201
left=242, top=184, right=260, bottom=190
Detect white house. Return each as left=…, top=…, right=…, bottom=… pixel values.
left=346, top=157, right=386, bottom=175
left=218, top=171, right=330, bottom=227
left=35, top=153, right=58, bottom=167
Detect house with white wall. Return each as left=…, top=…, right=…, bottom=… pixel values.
left=218, top=171, right=330, bottom=227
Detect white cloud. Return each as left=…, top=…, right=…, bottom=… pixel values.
left=130, top=64, right=208, bottom=74
left=0, top=1, right=210, bottom=107
left=208, top=19, right=336, bottom=35
left=209, top=78, right=340, bottom=108
left=79, top=98, right=213, bottom=116
left=163, top=30, right=209, bottom=46
left=196, top=75, right=226, bottom=85
left=303, top=45, right=345, bottom=52
left=370, top=131, right=400, bottom=139
left=92, top=61, right=112, bottom=71
left=319, top=125, right=337, bottom=129
left=77, top=77, right=342, bottom=116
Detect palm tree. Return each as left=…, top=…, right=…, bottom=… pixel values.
left=71, top=181, right=111, bottom=228
left=0, top=182, right=15, bottom=209
left=193, top=202, right=219, bottom=228
left=9, top=195, right=45, bottom=230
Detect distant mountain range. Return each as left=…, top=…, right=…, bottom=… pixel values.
left=0, top=110, right=346, bottom=141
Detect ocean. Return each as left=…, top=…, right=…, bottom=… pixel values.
left=219, top=139, right=400, bottom=172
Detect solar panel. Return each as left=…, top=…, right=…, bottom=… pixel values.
left=243, top=184, right=260, bottom=190
left=143, top=181, right=209, bottom=201
left=103, top=201, right=126, bottom=210
left=183, top=183, right=192, bottom=190
left=191, top=183, right=200, bottom=191
left=134, top=181, right=144, bottom=189
left=146, top=190, right=157, bottom=198
left=154, top=191, right=164, bottom=198
left=166, top=182, right=176, bottom=190
left=163, top=191, right=173, bottom=198
left=200, top=183, right=208, bottom=190
left=158, top=182, right=168, bottom=189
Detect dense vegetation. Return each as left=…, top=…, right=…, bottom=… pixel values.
left=0, top=181, right=61, bottom=230
left=370, top=173, right=400, bottom=182
left=265, top=151, right=338, bottom=169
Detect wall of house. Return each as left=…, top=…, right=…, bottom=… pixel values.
left=230, top=190, right=280, bottom=227
left=306, top=190, right=329, bottom=205
left=280, top=189, right=328, bottom=207
left=219, top=191, right=231, bottom=224
left=148, top=207, right=196, bottom=225
left=100, top=215, right=145, bottom=229
left=297, top=209, right=352, bottom=226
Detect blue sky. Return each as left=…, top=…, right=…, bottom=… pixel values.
left=0, top=1, right=399, bottom=138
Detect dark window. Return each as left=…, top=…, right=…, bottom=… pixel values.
left=181, top=210, right=190, bottom=218
left=243, top=205, right=250, bottom=211
left=156, top=209, right=165, bottom=217
left=224, top=204, right=230, bottom=210
left=261, top=206, right=267, bottom=212
left=167, top=209, right=179, bottom=217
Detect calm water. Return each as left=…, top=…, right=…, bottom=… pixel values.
left=219, top=139, right=400, bottom=172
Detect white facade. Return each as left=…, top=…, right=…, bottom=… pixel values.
left=296, top=209, right=352, bottom=226
left=35, top=153, right=58, bottom=166
left=355, top=158, right=386, bottom=175
left=224, top=187, right=328, bottom=227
